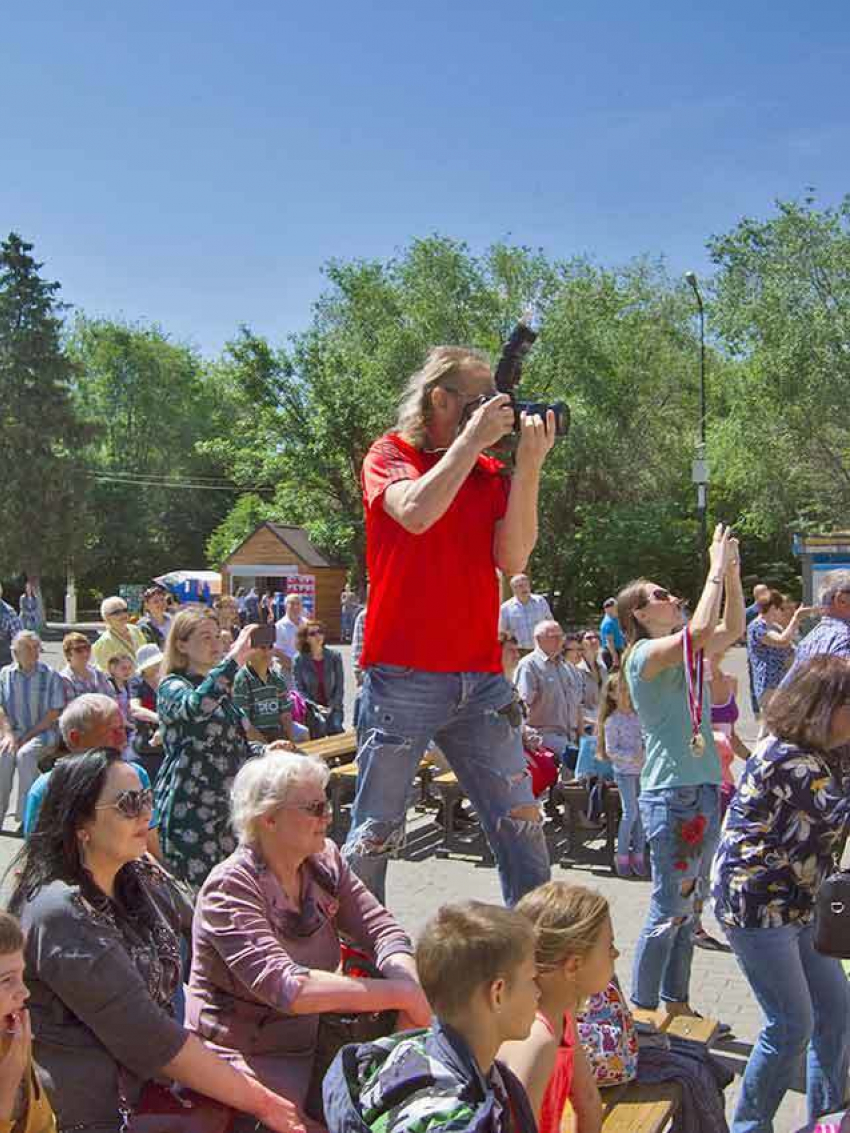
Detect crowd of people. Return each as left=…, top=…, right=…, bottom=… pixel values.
left=1, top=342, right=849, bottom=1133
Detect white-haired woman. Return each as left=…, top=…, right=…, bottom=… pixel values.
left=186, top=752, right=429, bottom=1126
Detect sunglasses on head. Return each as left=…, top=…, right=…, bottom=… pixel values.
left=285, top=800, right=332, bottom=818
left=96, top=788, right=154, bottom=819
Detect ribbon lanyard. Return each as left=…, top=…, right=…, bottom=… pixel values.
left=683, top=625, right=705, bottom=757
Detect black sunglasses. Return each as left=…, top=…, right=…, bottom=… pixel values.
left=96, top=788, right=154, bottom=819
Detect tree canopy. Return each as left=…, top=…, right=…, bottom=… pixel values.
left=3, top=196, right=847, bottom=616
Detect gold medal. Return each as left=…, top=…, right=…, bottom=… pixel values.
left=691, top=733, right=706, bottom=756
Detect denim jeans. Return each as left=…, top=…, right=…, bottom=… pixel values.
left=631, top=783, right=721, bottom=1008
left=725, top=921, right=850, bottom=1133
left=613, top=772, right=645, bottom=859
left=342, top=664, right=551, bottom=906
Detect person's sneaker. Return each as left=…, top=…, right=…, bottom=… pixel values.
left=615, top=855, right=632, bottom=878
left=630, top=852, right=649, bottom=877
left=693, top=928, right=732, bottom=953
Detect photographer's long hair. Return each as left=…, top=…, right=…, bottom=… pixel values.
left=395, top=345, right=489, bottom=447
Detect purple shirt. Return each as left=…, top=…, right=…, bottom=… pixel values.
left=781, top=615, right=850, bottom=688
left=186, top=839, right=413, bottom=1106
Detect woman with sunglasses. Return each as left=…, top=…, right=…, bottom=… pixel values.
left=293, top=621, right=345, bottom=738
left=8, top=749, right=306, bottom=1133
left=59, top=632, right=114, bottom=701
left=615, top=524, right=745, bottom=1026
left=188, top=752, right=429, bottom=1128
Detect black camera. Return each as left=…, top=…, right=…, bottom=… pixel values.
left=494, top=321, right=569, bottom=437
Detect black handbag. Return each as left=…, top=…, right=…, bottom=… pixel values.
left=303, top=948, right=397, bottom=1124
left=814, top=869, right=850, bottom=957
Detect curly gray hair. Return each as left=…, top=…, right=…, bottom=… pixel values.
left=818, top=570, right=850, bottom=608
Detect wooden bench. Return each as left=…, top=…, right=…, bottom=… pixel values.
left=631, top=1009, right=719, bottom=1047
left=431, top=771, right=494, bottom=864
left=553, top=779, right=621, bottom=872
left=297, top=730, right=358, bottom=766
left=598, top=1080, right=682, bottom=1133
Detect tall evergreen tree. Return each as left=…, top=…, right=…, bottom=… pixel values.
left=0, top=232, right=90, bottom=585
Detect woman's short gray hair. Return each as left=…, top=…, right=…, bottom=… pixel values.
left=231, top=752, right=330, bottom=845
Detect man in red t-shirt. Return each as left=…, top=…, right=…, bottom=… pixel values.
left=343, top=344, right=556, bottom=906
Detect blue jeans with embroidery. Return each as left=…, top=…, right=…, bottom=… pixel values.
left=342, top=664, right=551, bottom=906
left=630, top=783, right=721, bottom=1009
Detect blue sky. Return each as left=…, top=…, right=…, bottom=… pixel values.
left=3, top=0, right=849, bottom=356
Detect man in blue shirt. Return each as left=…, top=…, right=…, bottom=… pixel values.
left=781, top=570, right=850, bottom=688
left=599, top=598, right=626, bottom=670
left=0, top=584, right=22, bottom=669
left=0, top=631, right=64, bottom=829
left=24, top=691, right=162, bottom=859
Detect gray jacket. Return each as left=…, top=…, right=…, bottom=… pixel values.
left=293, top=647, right=344, bottom=712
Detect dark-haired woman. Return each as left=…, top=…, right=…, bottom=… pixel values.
left=616, top=525, right=745, bottom=1024
left=747, top=589, right=813, bottom=735
left=8, top=749, right=306, bottom=1133
left=712, top=656, right=850, bottom=1133
left=292, top=622, right=344, bottom=737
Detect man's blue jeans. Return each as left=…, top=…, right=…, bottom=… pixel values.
left=631, top=783, right=721, bottom=1008
left=725, top=921, right=850, bottom=1133
left=342, top=664, right=551, bottom=906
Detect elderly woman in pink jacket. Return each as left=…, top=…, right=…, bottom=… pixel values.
left=186, top=752, right=430, bottom=1129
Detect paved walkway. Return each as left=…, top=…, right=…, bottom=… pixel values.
left=3, top=639, right=812, bottom=1132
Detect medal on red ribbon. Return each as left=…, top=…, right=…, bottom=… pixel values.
left=683, top=624, right=705, bottom=756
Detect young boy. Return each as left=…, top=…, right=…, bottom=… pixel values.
left=323, top=901, right=540, bottom=1133
left=0, top=911, right=55, bottom=1132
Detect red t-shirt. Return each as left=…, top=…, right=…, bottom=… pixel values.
left=360, top=432, right=510, bottom=673
left=538, top=1012, right=576, bottom=1133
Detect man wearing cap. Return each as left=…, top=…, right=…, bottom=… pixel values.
left=137, top=585, right=172, bottom=649
left=599, top=597, right=626, bottom=670
left=129, top=643, right=164, bottom=765
left=91, top=596, right=146, bottom=672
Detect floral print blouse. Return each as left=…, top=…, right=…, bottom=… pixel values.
left=156, top=657, right=261, bottom=889
left=712, top=735, right=850, bottom=929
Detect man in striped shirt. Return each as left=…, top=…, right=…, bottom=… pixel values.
left=0, top=630, right=65, bottom=828
left=498, top=573, right=553, bottom=651
left=0, top=584, right=22, bottom=668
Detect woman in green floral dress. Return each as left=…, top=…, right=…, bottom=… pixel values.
left=156, top=610, right=265, bottom=888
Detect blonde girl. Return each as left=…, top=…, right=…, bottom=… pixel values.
left=500, top=882, right=618, bottom=1133
left=597, top=674, right=646, bottom=878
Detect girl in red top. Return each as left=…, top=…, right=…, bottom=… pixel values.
left=500, top=883, right=618, bottom=1133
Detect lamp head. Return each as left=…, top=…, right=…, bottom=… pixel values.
left=684, top=271, right=703, bottom=308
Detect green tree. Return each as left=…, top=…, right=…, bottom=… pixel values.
left=70, top=317, right=238, bottom=593
left=208, top=238, right=715, bottom=617
left=0, top=232, right=90, bottom=587
left=708, top=194, right=850, bottom=561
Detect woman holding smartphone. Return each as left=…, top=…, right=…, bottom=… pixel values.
left=156, top=612, right=289, bottom=891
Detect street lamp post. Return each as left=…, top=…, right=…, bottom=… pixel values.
left=685, top=271, right=708, bottom=581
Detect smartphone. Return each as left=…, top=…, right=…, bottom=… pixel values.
left=250, top=624, right=276, bottom=649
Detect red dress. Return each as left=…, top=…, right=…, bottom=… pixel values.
left=537, top=1010, right=576, bottom=1133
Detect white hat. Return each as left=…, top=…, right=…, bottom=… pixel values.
left=136, top=643, right=164, bottom=674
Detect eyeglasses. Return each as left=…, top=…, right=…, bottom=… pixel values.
left=638, top=588, right=674, bottom=607
left=307, top=629, right=324, bottom=637
left=283, top=800, right=332, bottom=818
left=95, top=788, right=154, bottom=819
left=70, top=644, right=91, bottom=653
